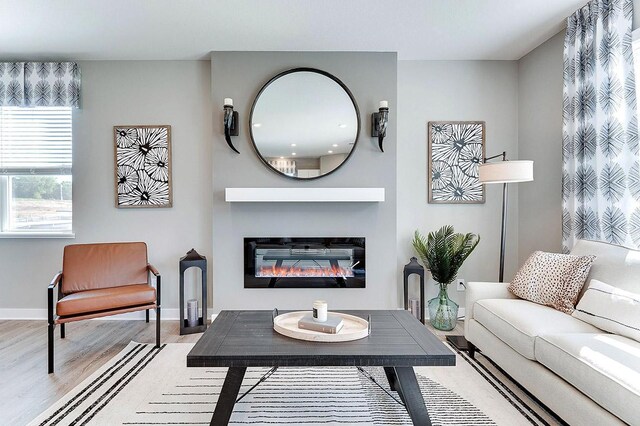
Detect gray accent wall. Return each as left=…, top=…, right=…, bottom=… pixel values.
left=210, top=52, right=398, bottom=311
left=0, top=61, right=213, bottom=312
left=397, top=61, right=519, bottom=308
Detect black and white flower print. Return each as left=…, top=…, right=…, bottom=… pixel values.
left=430, top=123, right=453, bottom=144
left=429, top=122, right=484, bottom=203
left=562, top=0, right=640, bottom=250
left=115, top=127, right=139, bottom=148
left=118, top=172, right=170, bottom=207
left=0, top=62, right=80, bottom=107
left=115, top=126, right=171, bottom=208
left=117, top=164, right=139, bottom=194
left=430, top=160, right=453, bottom=191
left=144, top=147, right=169, bottom=181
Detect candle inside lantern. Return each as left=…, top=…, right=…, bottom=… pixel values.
left=187, top=299, right=198, bottom=327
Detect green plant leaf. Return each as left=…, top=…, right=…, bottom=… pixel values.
left=412, top=225, right=480, bottom=285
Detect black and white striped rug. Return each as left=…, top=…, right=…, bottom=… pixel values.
left=30, top=342, right=560, bottom=426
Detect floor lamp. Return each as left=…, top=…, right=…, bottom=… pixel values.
left=446, top=152, right=533, bottom=352
left=478, top=152, right=534, bottom=283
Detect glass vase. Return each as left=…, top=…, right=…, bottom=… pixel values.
left=427, top=283, right=459, bottom=331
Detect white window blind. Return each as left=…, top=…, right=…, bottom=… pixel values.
left=0, top=106, right=72, bottom=175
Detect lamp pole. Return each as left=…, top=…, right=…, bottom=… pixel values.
left=483, top=151, right=508, bottom=283
left=499, top=182, right=507, bottom=283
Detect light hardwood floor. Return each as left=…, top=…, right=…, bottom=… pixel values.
left=0, top=318, right=463, bottom=425
left=0, top=320, right=201, bottom=425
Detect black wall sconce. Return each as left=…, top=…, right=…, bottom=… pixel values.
left=371, top=100, right=389, bottom=152
left=223, top=97, right=240, bottom=154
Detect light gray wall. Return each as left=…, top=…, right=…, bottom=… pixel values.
left=517, top=32, right=565, bottom=264
left=397, top=61, right=519, bottom=308
left=211, top=52, right=397, bottom=311
left=0, top=61, right=213, bottom=312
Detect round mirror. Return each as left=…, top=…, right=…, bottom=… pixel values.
left=250, top=68, right=360, bottom=179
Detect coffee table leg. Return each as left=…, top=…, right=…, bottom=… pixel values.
left=393, top=367, right=432, bottom=426
left=211, top=367, right=246, bottom=426
left=383, top=367, right=398, bottom=392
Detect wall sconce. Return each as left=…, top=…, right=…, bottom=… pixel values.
left=371, top=100, right=389, bottom=152
left=223, top=97, right=240, bottom=154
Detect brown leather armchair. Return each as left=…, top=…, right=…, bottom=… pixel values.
left=48, top=242, right=161, bottom=373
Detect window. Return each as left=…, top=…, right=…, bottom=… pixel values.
left=0, top=107, right=72, bottom=236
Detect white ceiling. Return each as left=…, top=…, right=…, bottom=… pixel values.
left=1, top=0, right=587, bottom=61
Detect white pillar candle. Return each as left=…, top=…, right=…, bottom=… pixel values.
left=313, top=300, right=328, bottom=322
left=224, top=98, right=233, bottom=107
left=379, top=100, right=388, bottom=109
left=187, top=299, right=198, bottom=327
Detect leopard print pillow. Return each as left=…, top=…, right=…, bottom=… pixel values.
left=508, top=251, right=596, bottom=314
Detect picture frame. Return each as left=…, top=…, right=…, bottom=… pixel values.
left=113, top=125, right=172, bottom=208
left=427, top=121, right=485, bottom=204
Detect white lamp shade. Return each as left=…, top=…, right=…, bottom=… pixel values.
left=478, top=160, right=534, bottom=184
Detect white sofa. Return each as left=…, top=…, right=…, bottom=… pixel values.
left=465, top=239, right=640, bottom=425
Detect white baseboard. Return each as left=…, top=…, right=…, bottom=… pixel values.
left=0, top=308, right=184, bottom=321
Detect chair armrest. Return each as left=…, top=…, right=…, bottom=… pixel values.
left=147, top=263, right=160, bottom=277
left=464, top=281, right=517, bottom=338
left=147, top=264, right=161, bottom=306
left=48, top=272, right=62, bottom=324
left=49, top=272, right=62, bottom=289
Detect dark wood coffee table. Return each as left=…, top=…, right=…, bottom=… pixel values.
left=187, top=310, right=455, bottom=426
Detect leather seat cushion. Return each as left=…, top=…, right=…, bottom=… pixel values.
left=473, top=299, right=600, bottom=360
left=57, top=284, right=156, bottom=317
left=536, top=333, right=640, bottom=425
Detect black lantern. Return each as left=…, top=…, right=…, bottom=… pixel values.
left=179, top=249, right=208, bottom=335
left=403, top=257, right=425, bottom=324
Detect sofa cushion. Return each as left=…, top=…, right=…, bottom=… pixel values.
left=56, top=284, right=156, bottom=317
left=508, top=251, right=596, bottom=314
left=535, top=333, right=640, bottom=425
left=573, top=279, right=640, bottom=342
left=473, top=299, right=600, bottom=360
left=570, top=239, right=640, bottom=298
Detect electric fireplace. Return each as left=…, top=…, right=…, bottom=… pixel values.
left=244, top=237, right=365, bottom=288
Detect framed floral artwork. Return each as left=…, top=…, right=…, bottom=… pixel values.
left=428, top=121, right=485, bottom=204
left=113, top=125, right=172, bottom=208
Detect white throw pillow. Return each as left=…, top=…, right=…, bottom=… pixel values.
left=573, top=279, right=640, bottom=342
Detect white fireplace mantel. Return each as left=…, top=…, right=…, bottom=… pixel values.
left=225, top=187, right=385, bottom=203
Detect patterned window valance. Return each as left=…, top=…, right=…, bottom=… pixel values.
left=0, top=62, right=81, bottom=108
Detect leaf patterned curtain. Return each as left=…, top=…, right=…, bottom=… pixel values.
left=562, top=0, right=640, bottom=251
left=0, top=62, right=80, bottom=108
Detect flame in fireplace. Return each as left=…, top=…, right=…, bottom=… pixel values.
left=257, top=265, right=354, bottom=278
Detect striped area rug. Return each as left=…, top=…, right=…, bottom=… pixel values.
left=29, top=342, right=560, bottom=426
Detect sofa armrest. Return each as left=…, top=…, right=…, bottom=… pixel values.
left=464, top=281, right=517, bottom=338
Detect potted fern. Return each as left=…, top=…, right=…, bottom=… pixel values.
left=412, top=225, right=480, bottom=331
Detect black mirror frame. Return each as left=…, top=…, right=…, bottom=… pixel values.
left=249, top=67, right=361, bottom=180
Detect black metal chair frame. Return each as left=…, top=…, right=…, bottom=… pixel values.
left=47, top=264, right=161, bottom=374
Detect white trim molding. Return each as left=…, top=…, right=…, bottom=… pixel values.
left=225, top=187, right=385, bottom=203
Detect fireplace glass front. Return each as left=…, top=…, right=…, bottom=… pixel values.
left=244, top=238, right=365, bottom=288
